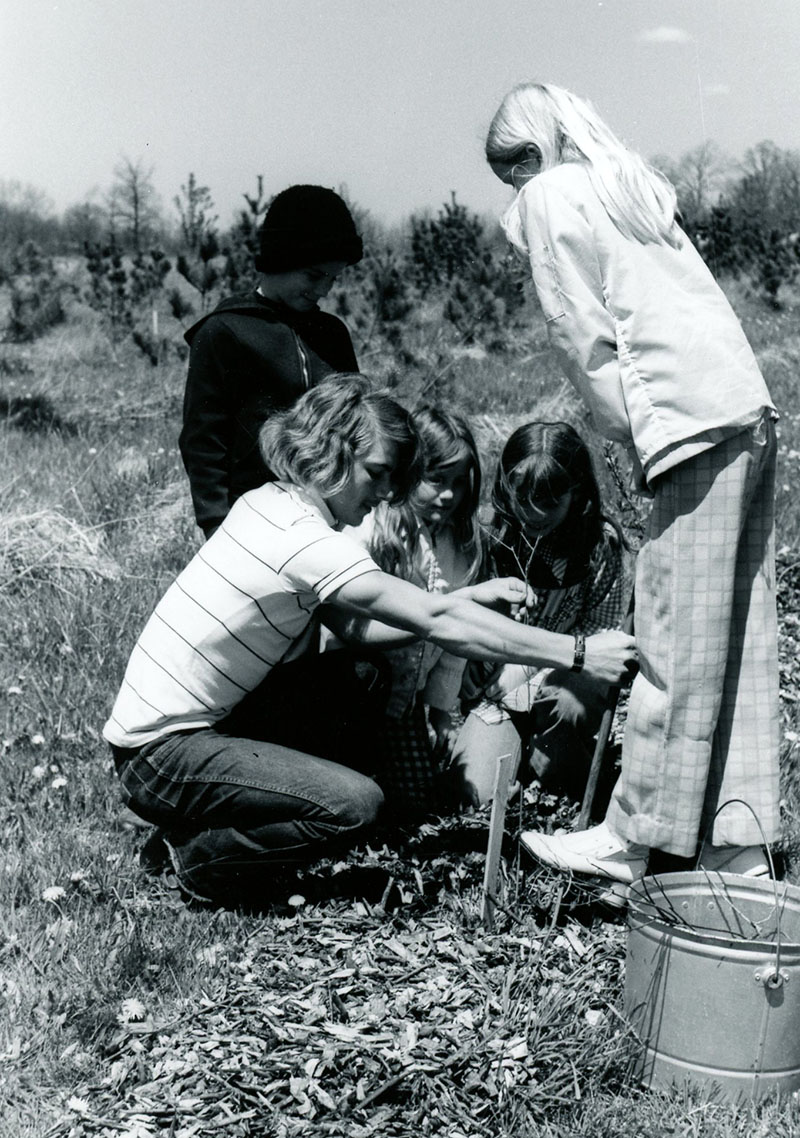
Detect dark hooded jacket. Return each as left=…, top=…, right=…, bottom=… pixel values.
left=179, top=291, right=357, bottom=535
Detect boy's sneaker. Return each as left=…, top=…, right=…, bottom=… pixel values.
left=521, top=821, right=649, bottom=884
left=119, top=805, right=152, bottom=831
left=697, top=843, right=770, bottom=878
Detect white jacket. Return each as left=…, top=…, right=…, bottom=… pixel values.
left=503, top=162, right=775, bottom=484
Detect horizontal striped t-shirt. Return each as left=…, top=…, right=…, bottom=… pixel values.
left=103, top=482, right=380, bottom=748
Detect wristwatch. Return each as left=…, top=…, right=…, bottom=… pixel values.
left=571, top=631, right=586, bottom=673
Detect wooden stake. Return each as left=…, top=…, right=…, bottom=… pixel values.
left=577, top=599, right=635, bottom=830
left=482, top=751, right=517, bottom=929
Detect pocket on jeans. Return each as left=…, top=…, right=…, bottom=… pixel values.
left=531, top=245, right=567, bottom=321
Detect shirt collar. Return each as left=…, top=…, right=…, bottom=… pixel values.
left=278, top=481, right=338, bottom=528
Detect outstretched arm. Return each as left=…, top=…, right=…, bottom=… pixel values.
left=319, top=575, right=534, bottom=649
left=329, top=571, right=636, bottom=686
left=318, top=605, right=418, bottom=648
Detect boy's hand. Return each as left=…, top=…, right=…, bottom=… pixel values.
left=584, top=630, right=638, bottom=686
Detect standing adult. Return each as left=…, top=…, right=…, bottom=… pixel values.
left=485, top=82, right=779, bottom=887
left=180, top=185, right=362, bottom=538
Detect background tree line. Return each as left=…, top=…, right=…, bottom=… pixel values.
left=2, top=137, right=800, bottom=364
left=653, top=139, right=800, bottom=305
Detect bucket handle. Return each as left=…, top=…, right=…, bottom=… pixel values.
left=705, top=798, right=783, bottom=986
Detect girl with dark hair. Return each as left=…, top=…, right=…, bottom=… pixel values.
left=490, top=420, right=609, bottom=583
left=452, top=420, right=630, bottom=807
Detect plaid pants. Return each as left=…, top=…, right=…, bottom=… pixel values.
left=606, top=417, right=780, bottom=856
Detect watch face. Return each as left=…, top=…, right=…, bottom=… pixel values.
left=572, top=632, right=586, bottom=671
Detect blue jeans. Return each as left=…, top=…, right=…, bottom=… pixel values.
left=451, top=670, right=608, bottom=807
left=112, top=652, right=387, bottom=902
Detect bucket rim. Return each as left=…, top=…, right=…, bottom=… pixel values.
left=627, top=871, right=800, bottom=952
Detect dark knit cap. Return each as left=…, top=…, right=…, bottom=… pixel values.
left=254, top=185, right=363, bottom=273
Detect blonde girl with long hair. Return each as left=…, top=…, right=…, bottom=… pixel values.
left=323, top=404, right=484, bottom=815
left=486, top=83, right=779, bottom=888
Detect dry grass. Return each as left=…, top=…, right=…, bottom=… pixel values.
left=0, top=509, right=120, bottom=590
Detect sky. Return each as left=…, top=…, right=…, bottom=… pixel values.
left=3, top=0, right=799, bottom=230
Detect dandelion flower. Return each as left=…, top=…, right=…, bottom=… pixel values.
left=30, top=734, right=45, bottom=746
left=42, top=886, right=66, bottom=903
left=31, top=765, right=46, bottom=780
left=7, top=686, right=22, bottom=696
left=118, top=998, right=147, bottom=1023
left=51, top=776, right=67, bottom=789
left=67, top=1096, right=90, bottom=1114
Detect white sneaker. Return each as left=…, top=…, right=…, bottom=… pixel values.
left=697, top=844, right=770, bottom=878
left=520, top=821, right=649, bottom=884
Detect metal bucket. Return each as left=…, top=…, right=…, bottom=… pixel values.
left=624, top=871, right=800, bottom=1101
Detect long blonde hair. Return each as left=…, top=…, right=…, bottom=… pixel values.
left=486, top=82, right=679, bottom=247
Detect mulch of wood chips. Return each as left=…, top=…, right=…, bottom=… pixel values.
left=56, top=805, right=636, bottom=1138
left=49, top=550, right=800, bottom=1137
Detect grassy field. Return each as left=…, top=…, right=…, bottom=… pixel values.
left=2, top=277, right=800, bottom=1137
